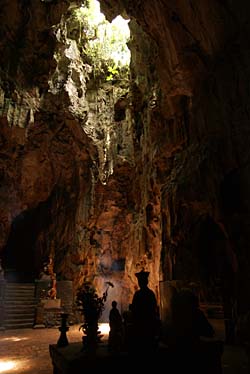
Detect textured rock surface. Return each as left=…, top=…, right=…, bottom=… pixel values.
left=0, top=0, right=250, bottom=318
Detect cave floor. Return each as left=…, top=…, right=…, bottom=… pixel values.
left=0, top=320, right=248, bottom=374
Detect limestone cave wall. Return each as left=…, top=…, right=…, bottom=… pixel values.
left=0, top=0, right=250, bottom=317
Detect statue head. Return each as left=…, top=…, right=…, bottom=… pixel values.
left=135, top=270, right=150, bottom=288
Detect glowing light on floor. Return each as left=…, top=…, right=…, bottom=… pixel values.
left=98, top=323, right=110, bottom=336
left=1, top=336, right=28, bottom=342
left=0, top=360, right=17, bottom=372
left=0, top=358, right=30, bottom=373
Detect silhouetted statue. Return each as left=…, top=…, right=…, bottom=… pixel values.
left=130, top=270, right=159, bottom=353
left=108, top=300, right=123, bottom=353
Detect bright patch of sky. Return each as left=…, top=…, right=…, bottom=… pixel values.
left=80, top=0, right=130, bottom=66
left=81, top=0, right=105, bottom=25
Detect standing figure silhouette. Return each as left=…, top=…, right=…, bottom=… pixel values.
left=131, top=270, right=159, bottom=354
left=108, top=300, right=123, bottom=353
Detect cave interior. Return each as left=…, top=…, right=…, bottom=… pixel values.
left=0, top=0, right=250, bottom=332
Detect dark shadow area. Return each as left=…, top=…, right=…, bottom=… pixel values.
left=220, top=169, right=242, bottom=215
left=2, top=201, right=52, bottom=283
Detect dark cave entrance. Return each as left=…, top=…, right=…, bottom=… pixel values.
left=2, top=201, right=52, bottom=283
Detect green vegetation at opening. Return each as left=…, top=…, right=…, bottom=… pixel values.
left=73, top=0, right=130, bottom=81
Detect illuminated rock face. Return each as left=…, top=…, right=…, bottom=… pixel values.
left=0, top=0, right=250, bottom=317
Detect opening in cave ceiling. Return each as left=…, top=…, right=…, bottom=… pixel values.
left=49, top=0, right=131, bottom=184
left=77, top=0, right=130, bottom=69
left=78, top=0, right=131, bottom=184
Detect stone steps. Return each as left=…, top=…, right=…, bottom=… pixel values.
left=5, top=310, right=35, bottom=317
left=7, top=290, right=36, bottom=296
left=5, top=306, right=35, bottom=313
left=4, top=283, right=36, bottom=329
left=4, top=322, right=34, bottom=329
left=4, top=300, right=36, bottom=305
